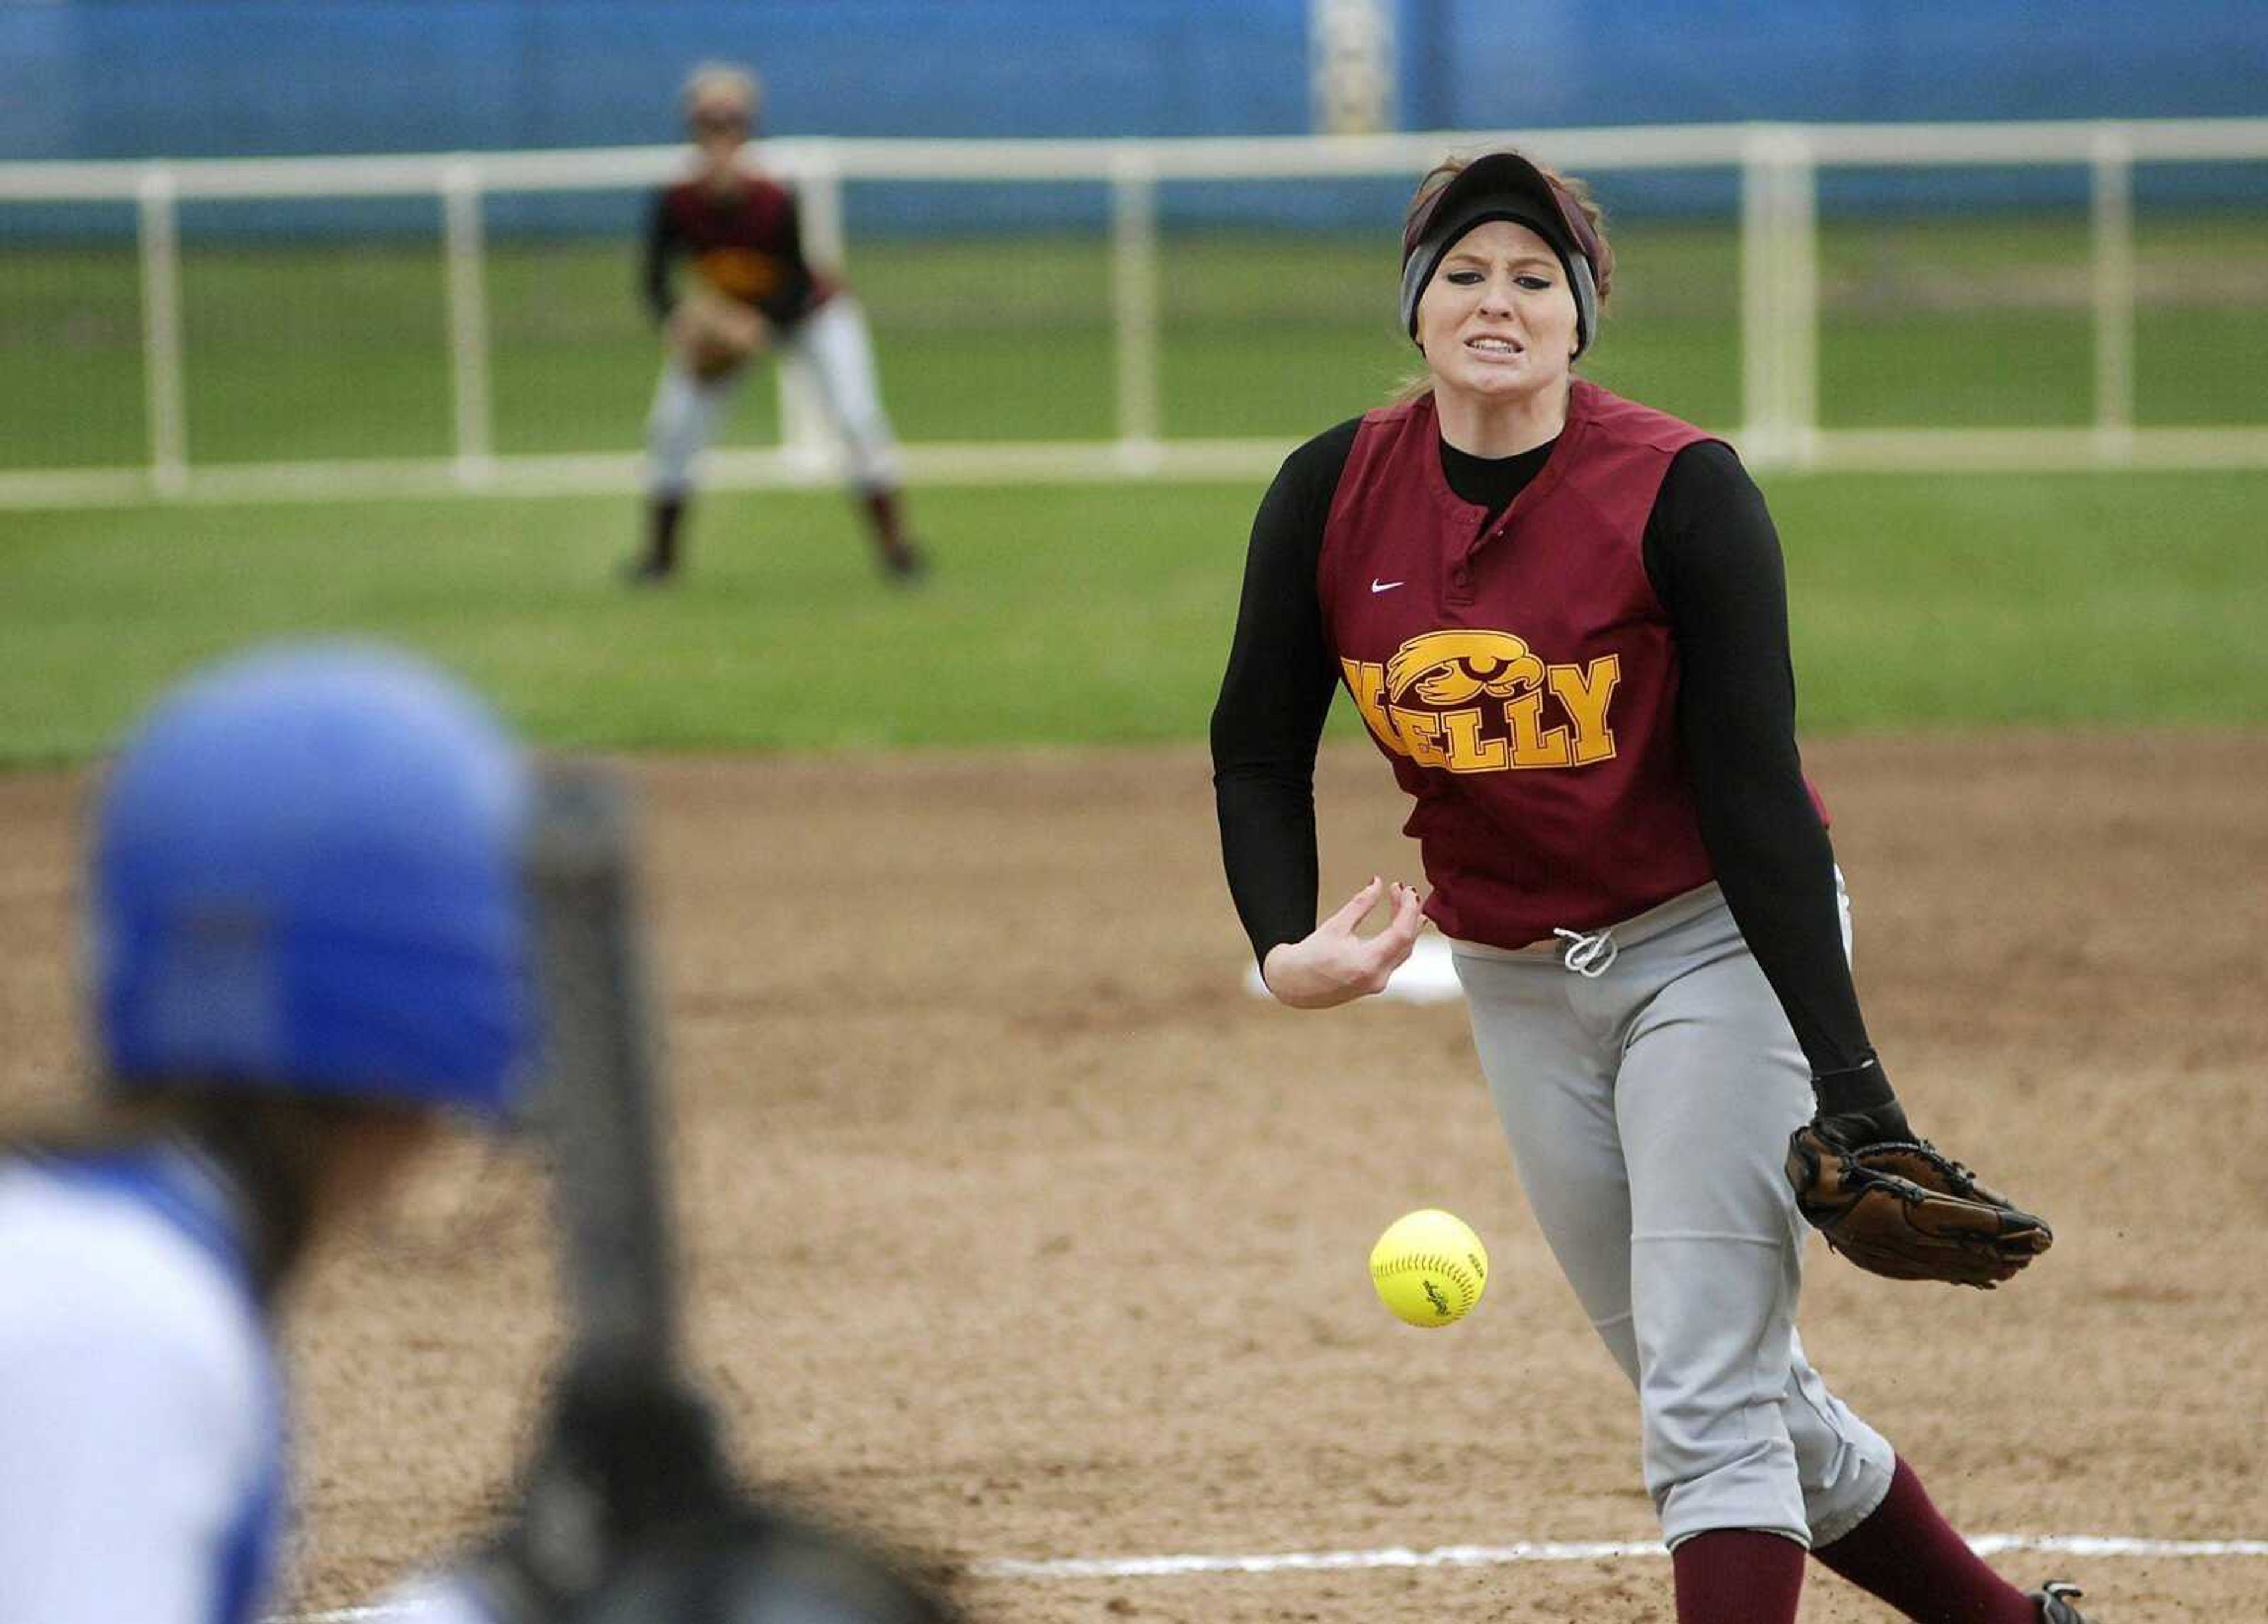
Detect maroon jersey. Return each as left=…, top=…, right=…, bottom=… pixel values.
left=644, top=173, right=836, bottom=330
left=1319, top=380, right=1725, bottom=947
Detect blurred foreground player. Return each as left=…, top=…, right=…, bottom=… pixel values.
left=0, top=644, right=542, bottom=1622
left=0, top=643, right=949, bottom=1624
left=629, top=62, right=926, bottom=586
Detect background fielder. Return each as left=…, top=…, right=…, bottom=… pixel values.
left=630, top=62, right=926, bottom=586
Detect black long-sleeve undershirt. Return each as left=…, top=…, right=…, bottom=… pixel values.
left=641, top=192, right=690, bottom=325
left=640, top=185, right=820, bottom=331
left=1209, top=419, right=1878, bottom=1078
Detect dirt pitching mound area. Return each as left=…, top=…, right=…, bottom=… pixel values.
left=2, top=734, right=2263, bottom=1622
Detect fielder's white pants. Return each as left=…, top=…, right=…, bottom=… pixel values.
left=1451, top=881, right=1895, bottom=1551
left=645, top=295, right=903, bottom=498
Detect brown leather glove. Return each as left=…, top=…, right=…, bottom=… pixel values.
left=1787, top=1056, right=2054, bottom=1289
left=1786, top=1126, right=2054, bottom=1287
left=669, top=286, right=767, bottom=381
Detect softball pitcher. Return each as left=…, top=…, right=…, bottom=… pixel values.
left=628, top=62, right=926, bottom=586
left=1210, top=151, right=2083, bottom=1624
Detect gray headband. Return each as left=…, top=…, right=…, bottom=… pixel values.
left=1399, top=206, right=1600, bottom=357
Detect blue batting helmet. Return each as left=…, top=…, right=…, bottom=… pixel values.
left=91, top=642, right=538, bottom=1120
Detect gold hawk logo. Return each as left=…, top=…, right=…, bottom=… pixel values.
left=697, top=248, right=783, bottom=301
left=1342, top=630, right=1619, bottom=772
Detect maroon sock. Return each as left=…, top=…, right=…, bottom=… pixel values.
left=1811, top=1457, right=2037, bottom=1622
left=859, top=487, right=908, bottom=555
left=1671, top=1529, right=1805, bottom=1624
left=646, top=495, right=685, bottom=573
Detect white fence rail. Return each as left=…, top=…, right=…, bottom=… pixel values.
left=4, top=118, right=2266, bottom=508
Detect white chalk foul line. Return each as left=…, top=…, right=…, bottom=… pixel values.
left=976, top=1539, right=1663, bottom=1579
left=971, top=1533, right=2268, bottom=1581
left=1970, top=1535, right=2268, bottom=1561
left=279, top=1534, right=2268, bottom=1619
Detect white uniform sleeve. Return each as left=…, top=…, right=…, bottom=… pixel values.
left=0, top=1176, right=273, bottom=1624
left=368, top=1571, right=511, bottom=1624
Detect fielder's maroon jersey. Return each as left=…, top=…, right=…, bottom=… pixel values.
left=1321, top=380, right=1775, bottom=947
left=643, top=173, right=836, bottom=330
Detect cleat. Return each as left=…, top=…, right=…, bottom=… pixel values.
left=2026, top=1579, right=2088, bottom=1622
left=880, top=540, right=928, bottom=585
left=620, top=556, right=676, bottom=587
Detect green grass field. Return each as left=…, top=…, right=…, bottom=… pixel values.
left=2, top=466, right=2262, bottom=766
left=6, top=214, right=2266, bottom=468
left=2, top=213, right=2262, bottom=763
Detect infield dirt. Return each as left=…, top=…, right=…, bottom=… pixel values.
left=2, top=735, right=2262, bottom=1622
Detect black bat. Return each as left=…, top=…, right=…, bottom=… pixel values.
left=524, top=761, right=679, bottom=1376
left=514, top=761, right=955, bottom=1623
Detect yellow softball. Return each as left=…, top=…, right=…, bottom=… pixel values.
left=1370, top=1208, right=1489, bottom=1328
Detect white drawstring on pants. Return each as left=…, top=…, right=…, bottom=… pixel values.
left=1553, top=926, right=1619, bottom=978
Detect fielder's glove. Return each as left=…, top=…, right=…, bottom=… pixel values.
left=1785, top=1059, right=2054, bottom=1289
left=668, top=286, right=767, bottom=381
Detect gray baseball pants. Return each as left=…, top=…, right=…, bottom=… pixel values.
left=1450, top=881, right=1895, bottom=1550
left=646, top=296, right=902, bottom=497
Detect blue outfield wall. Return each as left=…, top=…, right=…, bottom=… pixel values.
left=0, top=1, right=1315, bottom=159
left=4, top=0, right=2264, bottom=161
left=0, top=0, right=2262, bottom=236
left=1403, top=0, right=2268, bottom=131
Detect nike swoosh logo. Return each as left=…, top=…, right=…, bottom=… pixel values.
left=1371, top=578, right=1405, bottom=593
